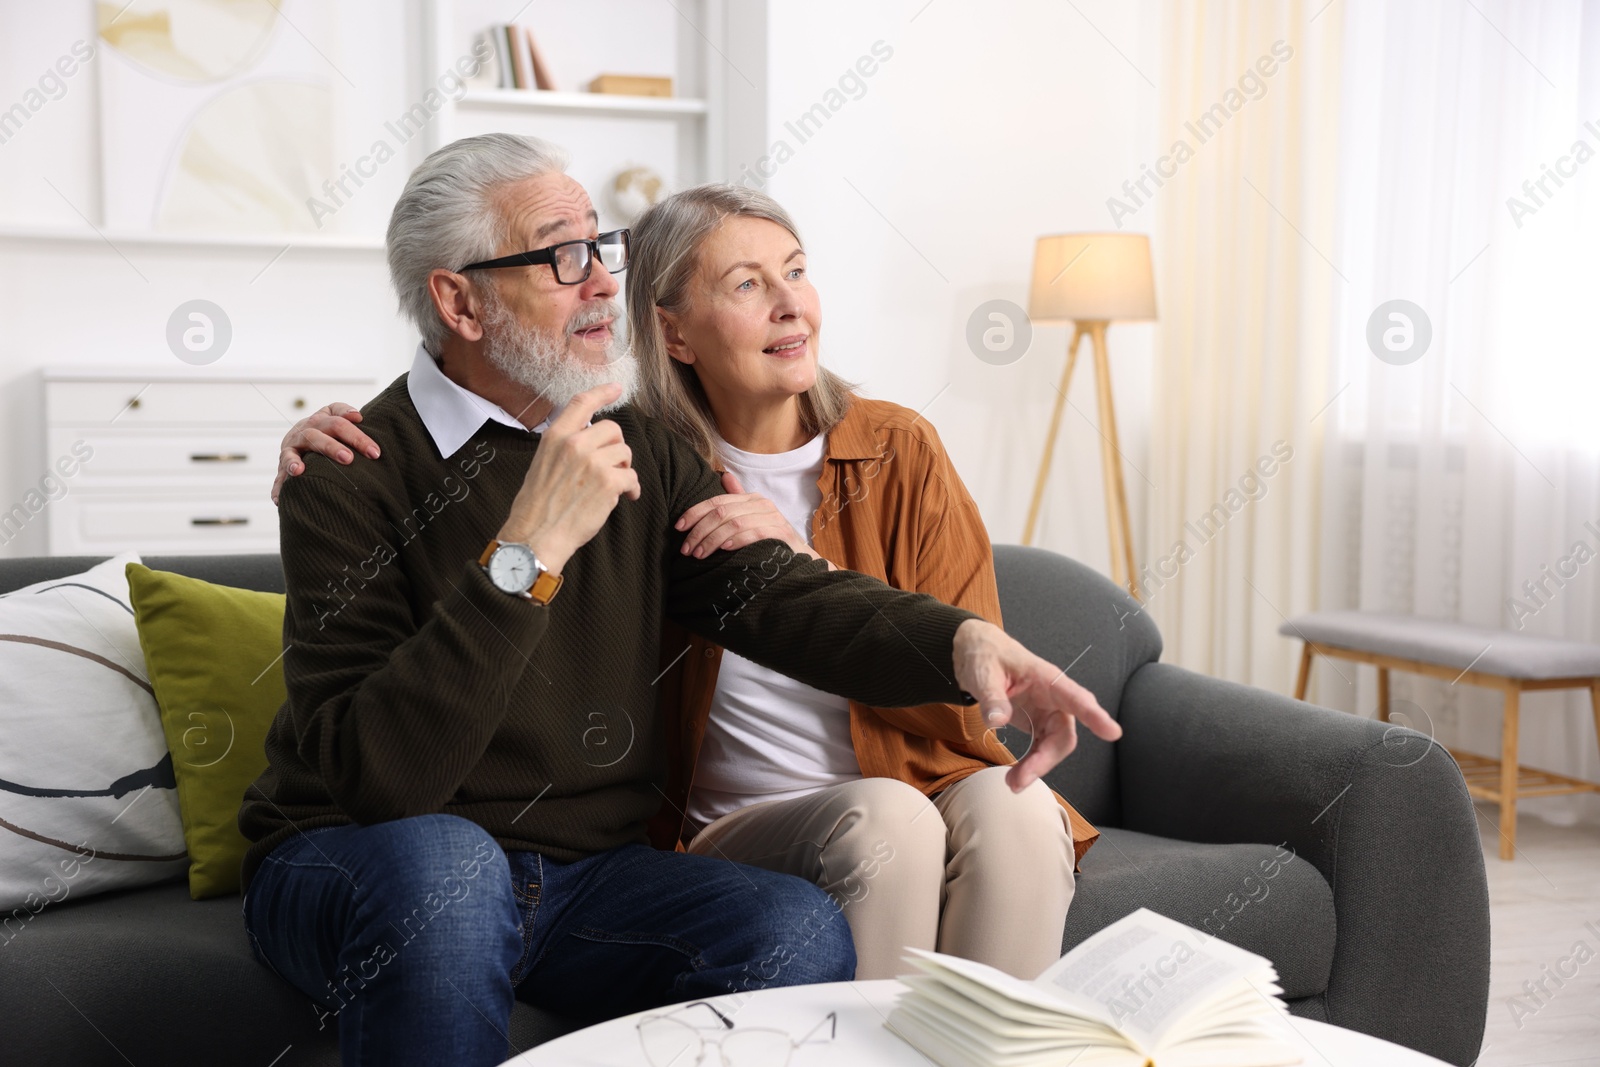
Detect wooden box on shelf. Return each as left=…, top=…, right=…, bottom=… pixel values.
left=586, top=74, right=673, bottom=98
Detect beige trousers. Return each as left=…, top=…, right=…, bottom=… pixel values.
left=685, top=766, right=1075, bottom=980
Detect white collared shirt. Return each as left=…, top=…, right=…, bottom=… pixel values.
left=406, top=344, right=555, bottom=458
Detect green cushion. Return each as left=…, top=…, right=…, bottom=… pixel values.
left=126, top=564, right=286, bottom=899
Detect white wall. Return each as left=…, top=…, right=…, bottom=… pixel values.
left=0, top=0, right=1164, bottom=573
left=754, top=0, right=1163, bottom=570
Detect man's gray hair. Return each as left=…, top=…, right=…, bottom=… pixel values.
left=386, top=133, right=571, bottom=353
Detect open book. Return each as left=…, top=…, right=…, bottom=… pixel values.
left=884, top=908, right=1303, bottom=1067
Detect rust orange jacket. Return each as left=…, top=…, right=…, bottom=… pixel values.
left=646, top=396, right=1098, bottom=864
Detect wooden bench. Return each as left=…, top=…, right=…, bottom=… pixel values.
left=1281, top=610, right=1600, bottom=860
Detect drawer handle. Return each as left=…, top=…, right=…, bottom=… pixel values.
left=189, top=453, right=249, bottom=463
left=190, top=517, right=251, bottom=527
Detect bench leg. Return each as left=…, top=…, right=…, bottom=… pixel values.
left=1376, top=667, right=1391, bottom=723
left=1590, top=683, right=1600, bottom=765
left=1498, top=688, right=1520, bottom=861
left=1293, top=643, right=1313, bottom=701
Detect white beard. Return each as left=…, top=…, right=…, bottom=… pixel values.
left=481, top=296, right=638, bottom=416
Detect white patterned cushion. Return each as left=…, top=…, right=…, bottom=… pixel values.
left=0, top=553, right=186, bottom=919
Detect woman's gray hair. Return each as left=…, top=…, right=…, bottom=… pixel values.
left=386, top=133, right=570, bottom=353
left=629, top=183, right=856, bottom=466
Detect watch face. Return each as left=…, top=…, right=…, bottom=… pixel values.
left=488, top=542, right=538, bottom=594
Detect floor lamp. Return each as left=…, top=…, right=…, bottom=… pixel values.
left=1022, top=233, right=1157, bottom=600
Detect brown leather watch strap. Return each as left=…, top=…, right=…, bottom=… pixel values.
left=479, top=539, right=563, bottom=605
left=527, top=569, right=563, bottom=606
left=477, top=539, right=500, bottom=567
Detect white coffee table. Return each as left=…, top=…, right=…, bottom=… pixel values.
left=503, top=979, right=1453, bottom=1066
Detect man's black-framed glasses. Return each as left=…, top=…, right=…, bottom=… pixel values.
left=458, top=229, right=630, bottom=284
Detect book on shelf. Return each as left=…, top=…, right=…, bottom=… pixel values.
left=885, top=908, right=1303, bottom=1067
left=525, top=28, right=557, bottom=90
left=464, top=29, right=501, bottom=90
left=482, top=25, right=556, bottom=90
left=483, top=26, right=511, bottom=88
left=505, top=24, right=531, bottom=89
left=587, top=74, right=673, bottom=97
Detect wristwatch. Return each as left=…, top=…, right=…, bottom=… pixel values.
left=478, top=539, right=563, bottom=605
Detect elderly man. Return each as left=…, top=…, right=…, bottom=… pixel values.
left=240, top=132, right=1117, bottom=1067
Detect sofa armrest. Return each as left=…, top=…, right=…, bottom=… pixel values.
left=1114, top=662, right=1489, bottom=1067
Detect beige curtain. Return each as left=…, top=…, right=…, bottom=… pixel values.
left=1143, top=1, right=1343, bottom=688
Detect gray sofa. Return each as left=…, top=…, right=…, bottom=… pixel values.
left=1, top=545, right=1490, bottom=1066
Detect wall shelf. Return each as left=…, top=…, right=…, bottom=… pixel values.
left=457, top=89, right=709, bottom=118
left=0, top=225, right=384, bottom=252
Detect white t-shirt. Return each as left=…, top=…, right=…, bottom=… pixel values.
left=684, top=432, right=862, bottom=832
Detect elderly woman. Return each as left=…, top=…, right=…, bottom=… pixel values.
left=273, top=184, right=1095, bottom=981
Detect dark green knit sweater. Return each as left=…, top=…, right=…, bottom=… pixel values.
left=238, top=374, right=979, bottom=891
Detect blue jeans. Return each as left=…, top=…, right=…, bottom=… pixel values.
left=242, top=814, right=855, bottom=1067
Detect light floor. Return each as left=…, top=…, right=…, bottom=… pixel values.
left=1474, top=803, right=1600, bottom=1067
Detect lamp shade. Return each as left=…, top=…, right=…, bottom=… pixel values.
left=1028, top=233, right=1157, bottom=324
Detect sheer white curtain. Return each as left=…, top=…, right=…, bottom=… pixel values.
left=1146, top=0, right=1343, bottom=688
left=1318, top=0, right=1600, bottom=824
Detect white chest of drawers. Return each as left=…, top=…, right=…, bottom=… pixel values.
left=43, top=369, right=379, bottom=556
